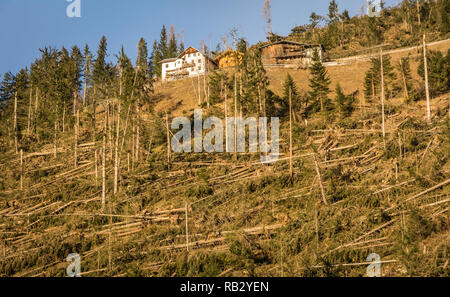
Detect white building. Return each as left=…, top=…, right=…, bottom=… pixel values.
left=161, top=47, right=217, bottom=81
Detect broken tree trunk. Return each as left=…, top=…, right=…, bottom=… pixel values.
left=102, top=119, right=107, bottom=210
left=20, top=149, right=24, bottom=191
left=114, top=103, right=121, bottom=195
left=234, top=72, right=238, bottom=156
left=74, top=109, right=79, bottom=168
left=185, top=202, right=189, bottom=252
left=380, top=49, right=386, bottom=141
left=166, top=113, right=171, bottom=170
left=27, top=87, right=32, bottom=135
left=34, top=88, right=39, bottom=134
left=136, top=104, right=140, bottom=162
left=14, top=92, right=18, bottom=154
left=416, top=0, right=421, bottom=26
left=95, top=150, right=98, bottom=186
left=224, top=80, right=228, bottom=151
left=313, top=154, right=328, bottom=206
left=400, top=65, right=409, bottom=100
left=120, top=104, right=131, bottom=153
left=62, top=106, right=65, bottom=133
left=423, top=34, right=431, bottom=123
left=54, top=121, right=57, bottom=158
left=289, top=88, right=293, bottom=178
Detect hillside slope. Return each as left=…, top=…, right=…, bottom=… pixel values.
left=0, top=41, right=449, bottom=277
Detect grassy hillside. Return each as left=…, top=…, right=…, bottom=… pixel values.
left=0, top=39, right=449, bottom=276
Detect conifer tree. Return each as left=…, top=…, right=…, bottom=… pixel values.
left=418, top=49, right=450, bottom=96
left=83, top=44, right=92, bottom=106
left=158, top=25, right=168, bottom=59
left=151, top=41, right=162, bottom=78
left=92, top=36, right=108, bottom=98
left=363, top=54, right=396, bottom=100
left=135, top=38, right=152, bottom=105
left=335, top=83, right=355, bottom=117
left=308, top=49, right=331, bottom=112
left=70, top=45, right=83, bottom=115
left=168, top=25, right=178, bottom=58
left=397, top=57, right=414, bottom=101
left=282, top=74, right=302, bottom=120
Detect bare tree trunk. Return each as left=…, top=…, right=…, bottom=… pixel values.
left=400, top=66, right=409, bottom=99
left=234, top=72, right=238, bottom=156
left=224, top=80, right=228, bottom=150
left=83, top=78, right=87, bottom=107
left=114, top=103, right=120, bottom=195
left=20, top=149, right=23, bottom=191
left=423, top=34, right=431, bottom=123
left=185, top=202, right=189, bottom=252
left=62, top=106, right=66, bottom=133
left=75, top=112, right=80, bottom=168
left=289, top=88, right=293, bottom=178
left=131, top=124, right=135, bottom=172
left=95, top=150, right=98, bottom=186
left=102, top=119, right=107, bottom=210
left=416, top=0, right=421, bottom=26
left=54, top=121, right=57, bottom=158
left=13, top=92, right=18, bottom=154
left=73, top=91, right=77, bottom=116
left=198, top=74, right=201, bottom=105
left=27, top=87, right=32, bottom=135
left=203, top=71, right=208, bottom=107
left=313, top=154, right=328, bottom=205
left=92, top=90, right=96, bottom=143
left=108, top=202, right=112, bottom=272
left=263, top=84, right=267, bottom=117
left=120, top=104, right=131, bottom=153
left=108, top=105, right=113, bottom=161
left=136, top=104, right=140, bottom=162
left=380, top=49, right=386, bottom=140
left=34, top=88, right=39, bottom=115
left=166, top=113, right=171, bottom=170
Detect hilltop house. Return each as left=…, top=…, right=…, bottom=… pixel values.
left=161, top=47, right=217, bottom=81
left=259, top=40, right=325, bottom=67
left=214, top=49, right=244, bottom=69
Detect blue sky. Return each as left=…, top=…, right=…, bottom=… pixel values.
left=0, top=0, right=401, bottom=74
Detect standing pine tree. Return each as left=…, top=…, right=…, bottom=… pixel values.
left=397, top=57, right=415, bottom=101
left=70, top=46, right=83, bottom=115
left=116, top=46, right=135, bottom=102
left=151, top=41, right=162, bottom=78
left=363, top=54, right=396, bottom=100
left=418, top=49, right=450, bottom=96
left=135, top=38, right=152, bottom=105
left=335, top=83, right=355, bottom=117
left=82, top=44, right=92, bottom=106
left=168, top=25, right=178, bottom=58
left=282, top=74, right=302, bottom=121
left=92, top=36, right=108, bottom=99
left=309, top=49, right=331, bottom=113
left=159, top=25, right=169, bottom=59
